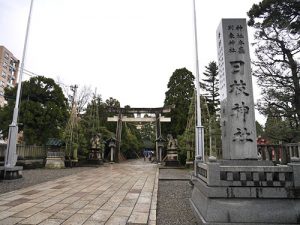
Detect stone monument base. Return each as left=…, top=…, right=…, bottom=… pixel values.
left=87, top=159, right=103, bottom=165
left=190, top=160, right=300, bottom=224
left=165, top=160, right=180, bottom=167
left=45, top=157, right=65, bottom=169
left=165, top=149, right=180, bottom=167
left=0, top=166, right=23, bottom=180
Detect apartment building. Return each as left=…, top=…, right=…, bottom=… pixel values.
left=0, top=46, right=19, bottom=107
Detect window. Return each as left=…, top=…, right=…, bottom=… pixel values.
left=2, top=71, right=6, bottom=78
left=2, top=62, right=7, bottom=69
left=4, top=52, right=9, bottom=59
left=0, top=91, right=4, bottom=96
left=0, top=81, right=4, bottom=87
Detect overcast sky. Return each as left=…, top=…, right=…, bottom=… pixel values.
left=0, top=0, right=264, bottom=122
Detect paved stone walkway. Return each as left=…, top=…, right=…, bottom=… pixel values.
left=0, top=159, right=158, bottom=225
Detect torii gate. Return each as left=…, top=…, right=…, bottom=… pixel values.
left=107, top=106, right=172, bottom=162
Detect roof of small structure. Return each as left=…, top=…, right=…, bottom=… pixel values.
left=46, top=138, right=65, bottom=147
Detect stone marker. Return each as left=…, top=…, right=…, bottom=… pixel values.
left=217, top=18, right=257, bottom=160
left=189, top=19, right=300, bottom=225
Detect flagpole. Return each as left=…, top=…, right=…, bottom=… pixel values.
left=192, top=0, right=204, bottom=161
left=4, top=0, right=34, bottom=169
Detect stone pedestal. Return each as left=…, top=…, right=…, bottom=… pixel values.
left=45, top=151, right=65, bottom=169
left=165, top=134, right=180, bottom=166
left=87, top=149, right=103, bottom=165
left=190, top=160, right=300, bottom=224
left=0, top=166, right=23, bottom=179
left=165, top=148, right=180, bottom=166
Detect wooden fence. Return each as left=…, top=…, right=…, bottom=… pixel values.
left=0, top=144, right=47, bottom=159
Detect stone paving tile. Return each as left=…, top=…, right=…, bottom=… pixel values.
left=137, top=196, right=151, bottom=204
left=50, top=208, right=78, bottom=220
left=105, top=215, right=128, bottom=225
left=0, top=160, right=158, bottom=225
left=119, top=199, right=137, bottom=207
left=19, top=212, right=53, bottom=224
left=0, top=205, right=10, bottom=212
left=89, top=209, right=114, bottom=222
left=149, top=209, right=156, bottom=221
left=125, top=193, right=139, bottom=200
left=61, top=213, right=90, bottom=225
left=27, top=196, right=50, bottom=203
left=80, top=194, right=99, bottom=201
left=82, top=220, right=105, bottom=225
left=42, top=203, right=69, bottom=214
left=0, top=211, right=16, bottom=220
left=133, top=203, right=151, bottom=213
left=22, top=190, right=41, bottom=195
left=113, top=206, right=134, bottom=217
left=68, top=200, right=89, bottom=209
left=0, top=216, right=23, bottom=225
left=127, top=212, right=148, bottom=225
left=13, top=206, right=44, bottom=218
left=39, top=218, right=64, bottom=225
left=77, top=204, right=99, bottom=215
left=3, top=198, right=30, bottom=207
left=7, top=202, right=37, bottom=213
left=89, top=197, right=109, bottom=206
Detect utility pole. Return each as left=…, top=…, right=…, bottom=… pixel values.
left=65, top=85, right=78, bottom=166
left=192, top=0, right=204, bottom=161
left=4, top=0, right=34, bottom=173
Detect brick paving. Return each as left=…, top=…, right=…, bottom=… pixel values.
left=0, top=159, right=158, bottom=225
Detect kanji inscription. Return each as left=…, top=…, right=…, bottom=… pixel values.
left=216, top=19, right=257, bottom=160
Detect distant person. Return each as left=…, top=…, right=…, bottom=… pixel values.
left=149, top=151, right=152, bottom=161
left=143, top=150, right=147, bottom=161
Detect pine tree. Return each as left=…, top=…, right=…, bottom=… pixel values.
left=201, top=61, right=220, bottom=115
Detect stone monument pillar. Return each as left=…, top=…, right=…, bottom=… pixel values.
left=217, top=18, right=257, bottom=160
left=189, top=19, right=300, bottom=225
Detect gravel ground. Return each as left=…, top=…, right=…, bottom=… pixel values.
left=159, top=168, right=192, bottom=180
left=0, top=166, right=94, bottom=194
left=157, top=169, right=198, bottom=225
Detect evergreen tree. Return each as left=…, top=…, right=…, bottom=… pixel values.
left=163, top=68, right=195, bottom=137
left=0, top=76, right=69, bottom=145
left=264, top=116, right=297, bottom=143
left=256, top=121, right=264, bottom=138
left=201, top=61, right=220, bottom=115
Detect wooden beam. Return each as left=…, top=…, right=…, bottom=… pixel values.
left=107, top=116, right=171, bottom=122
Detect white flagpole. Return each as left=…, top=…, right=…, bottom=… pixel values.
left=4, top=0, right=34, bottom=168
left=192, top=0, right=204, bottom=161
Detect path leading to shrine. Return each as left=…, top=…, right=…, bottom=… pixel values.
left=0, top=159, right=158, bottom=225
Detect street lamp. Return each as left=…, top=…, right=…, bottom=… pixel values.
left=3, top=0, right=34, bottom=179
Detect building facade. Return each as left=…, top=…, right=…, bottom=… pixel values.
left=0, top=46, right=19, bottom=107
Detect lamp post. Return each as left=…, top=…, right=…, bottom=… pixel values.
left=155, top=136, right=166, bottom=164
left=4, top=0, right=34, bottom=178
left=192, top=0, right=204, bottom=161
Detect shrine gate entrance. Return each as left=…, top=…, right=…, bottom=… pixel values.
left=107, top=106, right=172, bottom=162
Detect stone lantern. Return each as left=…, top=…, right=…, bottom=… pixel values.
left=108, top=137, right=117, bottom=163
left=155, top=136, right=166, bottom=164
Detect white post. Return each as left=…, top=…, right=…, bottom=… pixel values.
left=192, top=0, right=204, bottom=161
left=110, top=147, right=114, bottom=162
left=159, top=147, right=162, bottom=163
left=4, top=0, right=34, bottom=168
